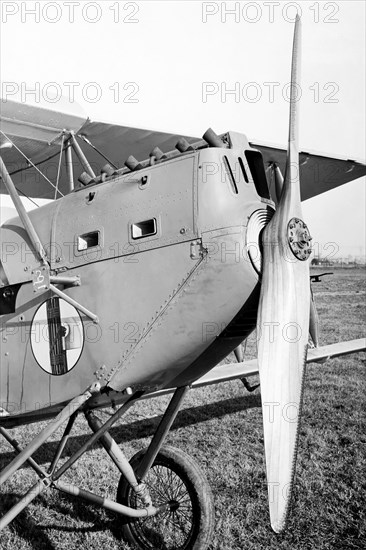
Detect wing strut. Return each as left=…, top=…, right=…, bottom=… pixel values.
left=0, top=155, right=48, bottom=266
left=71, top=132, right=96, bottom=179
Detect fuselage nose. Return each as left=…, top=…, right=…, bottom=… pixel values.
left=196, top=137, right=275, bottom=279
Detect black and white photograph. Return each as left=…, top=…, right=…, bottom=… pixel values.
left=0, top=1, right=365, bottom=549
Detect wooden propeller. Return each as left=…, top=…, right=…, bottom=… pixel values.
left=257, top=16, right=312, bottom=533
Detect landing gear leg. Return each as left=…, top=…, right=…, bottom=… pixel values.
left=117, top=445, right=215, bottom=550
left=116, top=386, right=215, bottom=550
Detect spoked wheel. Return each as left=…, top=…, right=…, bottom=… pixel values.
left=116, top=445, right=215, bottom=550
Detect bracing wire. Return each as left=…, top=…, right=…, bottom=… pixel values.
left=78, top=134, right=118, bottom=169
left=0, top=130, right=65, bottom=197
left=15, top=187, right=40, bottom=208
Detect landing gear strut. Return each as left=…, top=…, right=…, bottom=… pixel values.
left=0, top=384, right=215, bottom=549
left=117, top=445, right=215, bottom=550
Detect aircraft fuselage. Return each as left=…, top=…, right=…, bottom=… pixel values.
left=0, top=131, right=274, bottom=423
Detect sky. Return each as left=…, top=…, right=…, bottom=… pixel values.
left=0, top=0, right=365, bottom=258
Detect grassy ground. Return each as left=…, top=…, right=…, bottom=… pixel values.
left=0, top=268, right=365, bottom=549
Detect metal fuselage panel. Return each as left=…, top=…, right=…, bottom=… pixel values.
left=0, top=142, right=269, bottom=420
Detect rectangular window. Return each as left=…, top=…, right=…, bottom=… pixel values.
left=77, top=231, right=99, bottom=251
left=131, top=219, right=157, bottom=240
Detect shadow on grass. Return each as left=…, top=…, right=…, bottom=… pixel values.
left=0, top=394, right=260, bottom=548
left=0, top=493, right=56, bottom=550
left=0, top=393, right=261, bottom=470
left=0, top=491, right=121, bottom=550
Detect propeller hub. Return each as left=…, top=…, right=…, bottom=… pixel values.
left=287, top=218, right=312, bottom=261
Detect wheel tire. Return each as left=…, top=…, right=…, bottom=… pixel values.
left=116, top=445, right=215, bottom=550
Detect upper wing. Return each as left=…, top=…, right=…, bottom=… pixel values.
left=1, top=100, right=365, bottom=200
left=252, top=141, right=366, bottom=202
left=0, top=100, right=196, bottom=199
left=0, top=99, right=86, bottom=169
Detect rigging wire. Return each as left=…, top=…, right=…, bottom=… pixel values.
left=0, top=184, right=40, bottom=209
left=0, top=143, right=41, bottom=207
left=78, top=134, right=118, bottom=169
left=0, top=130, right=65, bottom=197
left=8, top=146, right=67, bottom=176
left=15, top=186, right=40, bottom=209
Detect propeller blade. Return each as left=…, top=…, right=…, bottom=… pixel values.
left=274, top=163, right=284, bottom=203
left=257, top=16, right=312, bottom=533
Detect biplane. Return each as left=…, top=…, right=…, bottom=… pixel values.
left=0, top=18, right=365, bottom=550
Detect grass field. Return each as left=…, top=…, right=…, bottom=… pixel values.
left=0, top=268, right=365, bottom=550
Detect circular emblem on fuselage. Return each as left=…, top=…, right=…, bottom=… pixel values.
left=30, top=297, right=84, bottom=375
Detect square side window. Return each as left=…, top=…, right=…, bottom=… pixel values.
left=131, top=219, right=157, bottom=240
left=77, top=231, right=99, bottom=251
